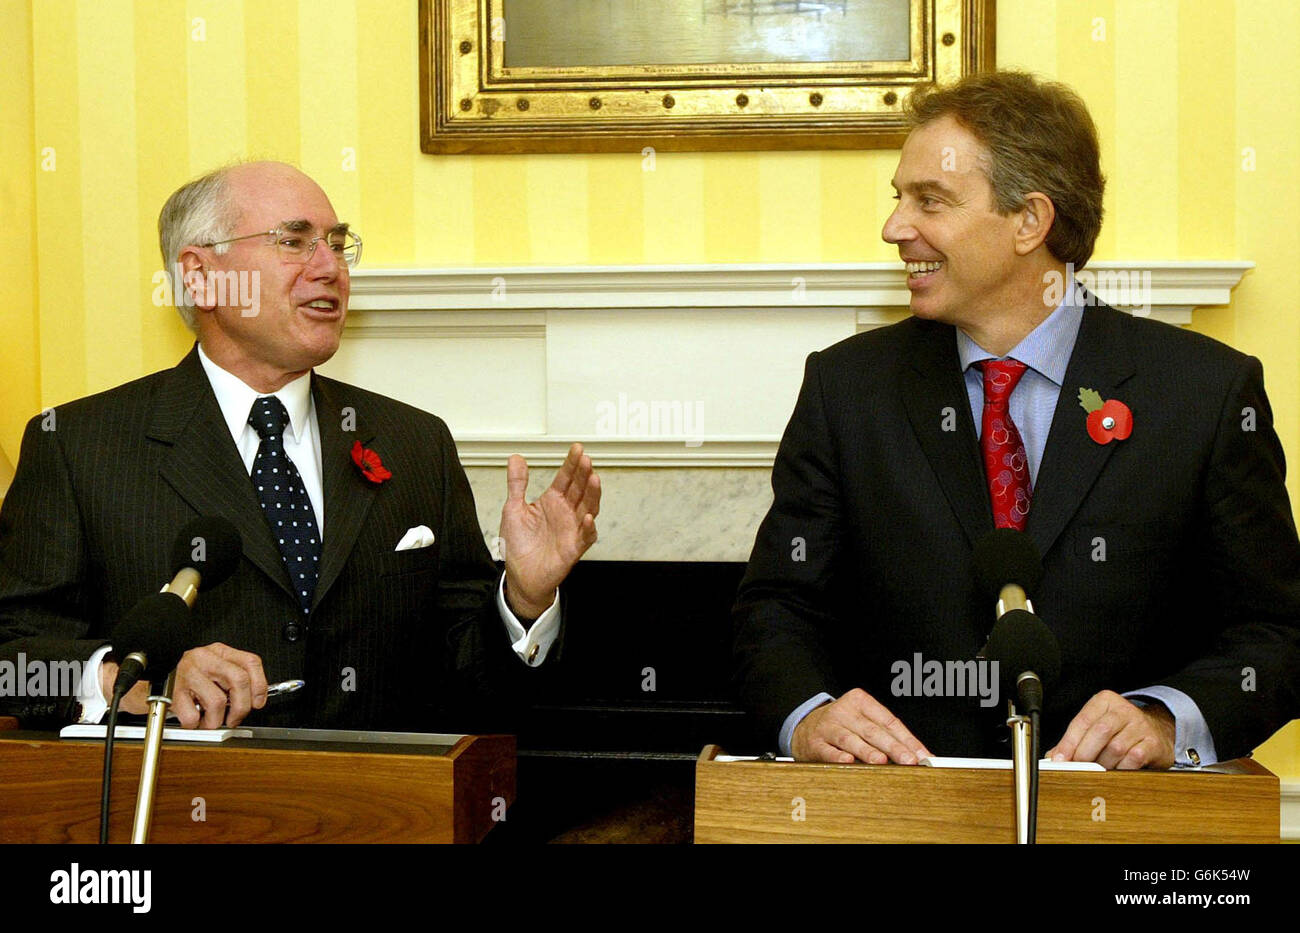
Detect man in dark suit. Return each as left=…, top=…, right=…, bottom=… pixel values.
left=733, top=72, right=1300, bottom=769
left=0, top=160, right=600, bottom=732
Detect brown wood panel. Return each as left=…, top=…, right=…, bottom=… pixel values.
left=0, top=733, right=514, bottom=844
left=450, top=733, right=517, bottom=842
left=693, top=746, right=1279, bottom=844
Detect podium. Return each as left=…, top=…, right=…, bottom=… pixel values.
left=694, top=745, right=1279, bottom=843
left=0, top=728, right=515, bottom=844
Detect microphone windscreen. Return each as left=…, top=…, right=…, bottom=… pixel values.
left=170, top=516, right=242, bottom=588
left=973, top=528, right=1045, bottom=599
left=983, top=608, right=1062, bottom=698
left=111, top=591, right=193, bottom=675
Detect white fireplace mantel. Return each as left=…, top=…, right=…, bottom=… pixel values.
left=328, top=261, right=1254, bottom=468
left=349, top=260, right=1251, bottom=322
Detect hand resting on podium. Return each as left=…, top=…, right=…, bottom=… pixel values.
left=791, top=688, right=932, bottom=765
left=792, top=687, right=1177, bottom=770
left=102, top=642, right=269, bottom=729
left=1045, top=689, right=1176, bottom=770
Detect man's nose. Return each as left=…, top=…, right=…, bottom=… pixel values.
left=881, top=204, right=911, bottom=244
left=303, top=238, right=341, bottom=278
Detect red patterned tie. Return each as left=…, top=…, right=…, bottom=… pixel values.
left=976, top=360, right=1032, bottom=530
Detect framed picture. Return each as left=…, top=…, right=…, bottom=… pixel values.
left=420, top=0, right=996, bottom=154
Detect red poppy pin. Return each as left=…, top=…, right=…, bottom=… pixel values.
left=351, top=441, right=392, bottom=484
left=1078, top=388, right=1133, bottom=445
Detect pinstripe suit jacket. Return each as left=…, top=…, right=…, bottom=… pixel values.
left=0, top=346, right=532, bottom=731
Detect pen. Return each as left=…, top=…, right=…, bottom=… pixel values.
left=265, top=679, right=305, bottom=698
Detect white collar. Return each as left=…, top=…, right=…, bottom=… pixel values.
left=196, top=343, right=313, bottom=444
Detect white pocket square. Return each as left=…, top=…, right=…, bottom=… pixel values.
left=395, top=525, right=435, bottom=551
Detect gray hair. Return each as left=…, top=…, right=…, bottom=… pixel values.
left=157, top=167, right=237, bottom=331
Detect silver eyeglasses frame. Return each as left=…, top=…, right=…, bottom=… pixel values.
left=200, top=224, right=362, bottom=269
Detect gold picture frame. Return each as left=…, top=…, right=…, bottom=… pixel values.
left=419, top=0, right=996, bottom=154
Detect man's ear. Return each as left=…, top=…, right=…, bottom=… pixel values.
left=1013, top=192, right=1056, bottom=256
left=178, top=247, right=213, bottom=311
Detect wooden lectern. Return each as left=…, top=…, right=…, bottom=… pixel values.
left=694, top=745, right=1280, bottom=843
left=0, top=728, right=515, bottom=843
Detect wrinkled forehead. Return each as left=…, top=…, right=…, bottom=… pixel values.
left=227, top=165, right=340, bottom=232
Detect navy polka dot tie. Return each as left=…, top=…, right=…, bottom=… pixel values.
left=249, top=396, right=321, bottom=619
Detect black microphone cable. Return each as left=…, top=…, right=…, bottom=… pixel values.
left=99, top=679, right=126, bottom=845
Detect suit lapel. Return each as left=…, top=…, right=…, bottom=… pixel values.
left=151, top=346, right=293, bottom=598
left=311, top=375, right=378, bottom=611
left=899, top=321, right=994, bottom=547
left=1025, top=303, right=1136, bottom=559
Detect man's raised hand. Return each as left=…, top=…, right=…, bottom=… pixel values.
left=499, top=442, right=600, bottom=619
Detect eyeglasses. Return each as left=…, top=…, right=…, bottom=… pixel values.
left=201, top=225, right=362, bottom=269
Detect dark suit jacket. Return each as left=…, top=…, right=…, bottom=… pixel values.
left=734, top=302, right=1300, bottom=759
left=0, top=346, right=537, bottom=732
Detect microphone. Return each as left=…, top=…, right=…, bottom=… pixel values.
left=973, top=527, right=1045, bottom=619
left=982, top=595, right=1062, bottom=847
left=164, top=516, right=242, bottom=608
left=100, top=517, right=241, bottom=845
left=111, top=517, right=242, bottom=694
left=971, top=530, right=1057, bottom=846
left=109, top=592, right=192, bottom=697
left=973, top=529, right=1057, bottom=712
left=982, top=609, right=1061, bottom=716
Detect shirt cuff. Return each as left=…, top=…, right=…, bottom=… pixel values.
left=779, top=692, right=835, bottom=758
left=78, top=645, right=114, bottom=724
left=1124, top=685, right=1219, bottom=767
left=496, top=573, right=560, bottom=667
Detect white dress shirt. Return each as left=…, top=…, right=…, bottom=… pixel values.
left=79, top=345, right=559, bottom=722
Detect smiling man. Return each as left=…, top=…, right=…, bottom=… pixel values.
left=0, top=160, right=600, bottom=732
left=733, top=72, right=1300, bottom=770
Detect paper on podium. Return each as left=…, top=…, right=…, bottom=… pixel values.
left=60, top=724, right=252, bottom=743
left=713, top=754, right=1103, bottom=770
left=921, top=756, right=1104, bottom=771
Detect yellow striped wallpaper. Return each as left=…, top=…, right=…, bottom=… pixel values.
left=1, top=0, right=1298, bottom=775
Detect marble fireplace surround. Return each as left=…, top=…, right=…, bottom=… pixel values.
left=317, top=261, right=1252, bottom=562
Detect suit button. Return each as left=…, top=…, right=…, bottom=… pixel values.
left=284, top=623, right=302, bottom=642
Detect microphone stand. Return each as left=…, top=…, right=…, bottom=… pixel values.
left=130, top=574, right=199, bottom=843
left=1006, top=702, right=1035, bottom=844
left=1006, top=671, right=1044, bottom=845
left=131, top=670, right=175, bottom=844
